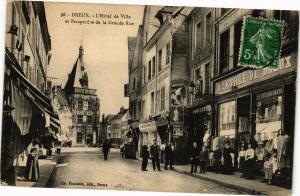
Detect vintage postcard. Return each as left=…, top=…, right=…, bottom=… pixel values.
left=1, top=0, right=299, bottom=195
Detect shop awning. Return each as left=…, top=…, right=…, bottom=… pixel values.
left=5, top=48, right=60, bottom=130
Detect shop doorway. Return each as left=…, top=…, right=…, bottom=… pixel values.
left=236, top=96, right=251, bottom=147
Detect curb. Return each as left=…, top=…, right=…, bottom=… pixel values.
left=45, top=155, right=61, bottom=188
left=173, top=168, right=262, bottom=195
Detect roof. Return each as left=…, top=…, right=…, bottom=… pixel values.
left=56, top=87, right=69, bottom=107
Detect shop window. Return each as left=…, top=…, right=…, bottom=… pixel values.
left=161, top=87, right=166, bottom=110
left=152, top=56, right=156, bottom=77
left=256, top=89, right=283, bottom=141
left=205, top=12, right=212, bottom=46
left=151, top=92, right=155, bottom=114
left=233, top=20, right=243, bottom=67
left=158, top=49, right=162, bottom=72
left=196, top=22, right=202, bottom=49
left=76, top=132, right=83, bottom=144
left=148, top=60, right=151, bottom=80
left=219, top=29, right=230, bottom=74
left=218, top=101, right=236, bottom=147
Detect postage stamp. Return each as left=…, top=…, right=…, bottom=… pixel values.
left=239, top=17, right=285, bottom=69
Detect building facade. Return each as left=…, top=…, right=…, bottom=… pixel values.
left=2, top=1, right=59, bottom=185
left=64, top=45, right=100, bottom=146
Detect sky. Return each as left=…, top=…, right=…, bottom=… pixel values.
left=45, top=2, right=144, bottom=117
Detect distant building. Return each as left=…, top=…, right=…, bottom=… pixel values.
left=63, top=44, right=100, bottom=146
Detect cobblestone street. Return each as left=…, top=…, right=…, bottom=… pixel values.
left=47, top=147, right=245, bottom=194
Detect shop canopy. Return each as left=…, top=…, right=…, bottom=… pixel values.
left=5, top=48, right=60, bottom=132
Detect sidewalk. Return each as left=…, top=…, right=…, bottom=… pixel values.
left=135, top=157, right=290, bottom=195
left=16, top=154, right=58, bottom=187
left=171, top=164, right=291, bottom=196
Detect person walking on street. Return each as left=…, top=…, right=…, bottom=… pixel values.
left=101, top=139, right=110, bottom=160
left=199, top=146, right=208, bottom=174
left=213, top=145, right=222, bottom=174
left=141, top=145, right=149, bottom=171
left=190, top=142, right=199, bottom=173
left=150, top=139, right=161, bottom=171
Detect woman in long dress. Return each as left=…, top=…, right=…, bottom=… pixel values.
left=25, top=139, right=40, bottom=182
left=222, top=141, right=234, bottom=175
left=245, top=143, right=256, bottom=179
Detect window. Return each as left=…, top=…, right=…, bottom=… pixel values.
left=78, top=100, right=83, bottom=110
left=218, top=100, right=236, bottom=139
left=83, top=101, right=88, bottom=111
left=205, top=63, right=210, bottom=94
left=143, top=66, right=146, bottom=83
left=233, top=20, right=243, bottom=67
left=88, top=101, right=93, bottom=110
left=77, top=115, right=83, bottom=123
left=151, top=92, right=155, bottom=114
left=76, top=132, right=83, bottom=144
left=166, top=42, right=171, bottom=64
left=156, top=90, right=161, bottom=111
left=196, top=22, right=201, bottom=49
left=158, top=49, right=162, bottom=72
left=194, top=68, right=202, bottom=99
left=274, top=11, right=298, bottom=42
left=141, top=100, right=145, bottom=117
left=148, top=60, right=152, bottom=80
left=87, top=116, right=93, bottom=124
left=133, top=78, right=136, bottom=90
left=152, top=56, right=156, bottom=77
left=219, top=29, right=230, bottom=74
left=205, top=12, right=212, bottom=46
left=161, top=87, right=165, bottom=110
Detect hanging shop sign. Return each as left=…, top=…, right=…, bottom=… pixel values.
left=139, top=120, right=157, bottom=133
left=215, top=52, right=296, bottom=95
left=192, top=105, right=212, bottom=115
left=155, top=118, right=169, bottom=128
left=173, top=124, right=183, bottom=137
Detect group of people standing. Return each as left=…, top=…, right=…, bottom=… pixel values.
left=141, top=139, right=175, bottom=171
left=189, top=140, right=257, bottom=179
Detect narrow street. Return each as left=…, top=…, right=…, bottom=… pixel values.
left=47, top=147, right=245, bottom=194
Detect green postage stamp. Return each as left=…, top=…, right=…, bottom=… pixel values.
left=239, top=17, right=285, bottom=69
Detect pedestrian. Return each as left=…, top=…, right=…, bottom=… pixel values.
left=141, top=145, right=149, bottom=171
left=245, top=143, right=256, bottom=179
left=208, top=149, right=214, bottom=171
left=164, top=142, right=171, bottom=170
left=150, top=139, right=161, bottom=171
left=25, top=138, right=40, bottom=182
left=222, top=141, right=234, bottom=175
left=169, top=142, right=175, bottom=170
left=238, top=146, right=246, bottom=177
left=101, top=139, right=110, bottom=160
left=213, top=145, right=222, bottom=174
left=264, top=154, right=273, bottom=185
left=199, top=146, right=208, bottom=174
left=190, top=142, right=199, bottom=173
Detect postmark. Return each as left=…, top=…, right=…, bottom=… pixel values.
left=239, top=16, right=285, bottom=69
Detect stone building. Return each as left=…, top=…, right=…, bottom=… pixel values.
left=64, top=44, right=100, bottom=146
left=2, top=1, right=58, bottom=185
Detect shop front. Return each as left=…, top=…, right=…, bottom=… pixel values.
left=214, top=51, right=297, bottom=187
left=138, top=120, right=159, bottom=157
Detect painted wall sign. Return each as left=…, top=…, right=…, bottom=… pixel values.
left=215, top=53, right=296, bottom=95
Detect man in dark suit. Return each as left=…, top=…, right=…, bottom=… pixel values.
left=141, top=145, right=149, bottom=171
left=199, top=146, right=209, bottom=174
left=190, top=142, right=199, bottom=173
left=150, top=139, right=161, bottom=171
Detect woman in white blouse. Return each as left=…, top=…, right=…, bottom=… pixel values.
left=245, top=143, right=256, bottom=179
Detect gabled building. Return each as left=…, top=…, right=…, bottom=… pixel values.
left=63, top=44, right=100, bottom=146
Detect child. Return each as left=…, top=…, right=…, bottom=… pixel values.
left=238, top=146, right=246, bottom=177
left=264, top=155, right=273, bottom=185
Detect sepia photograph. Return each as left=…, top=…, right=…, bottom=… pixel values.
left=0, top=0, right=299, bottom=195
